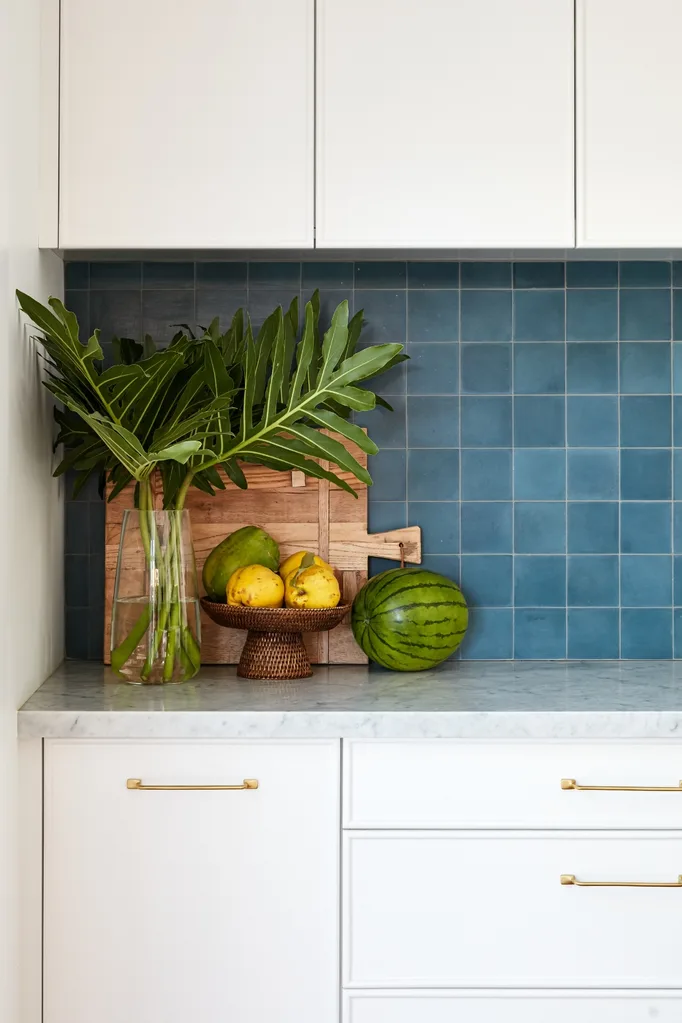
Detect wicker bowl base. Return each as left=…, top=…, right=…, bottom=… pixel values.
left=200, top=600, right=351, bottom=680
left=239, top=631, right=313, bottom=680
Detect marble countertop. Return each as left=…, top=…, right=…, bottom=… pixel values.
left=17, top=660, right=682, bottom=739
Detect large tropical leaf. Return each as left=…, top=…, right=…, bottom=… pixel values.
left=17, top=288, right=405, bottom=506
left=219, top=298, right=402, bottom=494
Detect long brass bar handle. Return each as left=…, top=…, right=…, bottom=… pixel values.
left=126, top=778, right=259, bottom=791
left=561, top=873, right=682, bottom=888
left=561, top=778, right=682, bottom=793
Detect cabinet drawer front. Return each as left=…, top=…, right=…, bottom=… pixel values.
left=344, top=740, right=682, bottom=828
left=345, top=831, right=682, bottom=987
left=345, top=991, right=682, bottom=1023
left=45, top=740, right=339, bottom=1023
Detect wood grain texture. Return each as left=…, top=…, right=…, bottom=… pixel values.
left=104, top=433, right=421, bottom=664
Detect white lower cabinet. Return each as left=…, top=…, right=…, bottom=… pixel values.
left=43, top=739, right=339, bottom=1023
left=345, top=830, right=682, bottom=988
left=344, top=991, right=682, bottom=1023
left=42, top=737, right=682, bottom=1022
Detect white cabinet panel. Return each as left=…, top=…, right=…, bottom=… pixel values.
left=345, top=830, right=682, bottom=988
left=344, top=740, right=682, bottom=829
left=577, top=0, right=682, bottom=246
left=44, top=739, right=338, bottom=1023
left=59, top=0, right=313, bottom=248
left=317, top=0, right=574, bottom=248
left=345, top=991, right=682, bottom=1023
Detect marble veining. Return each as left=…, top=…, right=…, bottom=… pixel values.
left=17, top=660, right=682, bottom=739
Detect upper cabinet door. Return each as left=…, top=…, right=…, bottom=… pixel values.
left=577, top=0, right=682, bottom=247
left=59, top=0, right=314, bottom=248
left=316, top=0, right=574, bottom=249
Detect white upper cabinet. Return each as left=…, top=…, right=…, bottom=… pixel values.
left=577, top=0, right=682, bottom=247
left=59, top=0, right=314, bottom=248
left=316, top=0, right=575, bottom=248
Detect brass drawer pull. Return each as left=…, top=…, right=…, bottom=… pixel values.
left=561, top=873, right=682, bottom=888
left=126, top=778, right=259, bottom=791
left=561, top=778, right=682, bottom=793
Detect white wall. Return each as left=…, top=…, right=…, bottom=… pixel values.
left=0, top=0, right=64, bottom=1016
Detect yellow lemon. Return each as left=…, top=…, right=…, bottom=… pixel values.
left=285, top=564, right=341, bottom=609
left=279, top=550, right=329, bottom=581
left=227, top=565, right=284, bottom=608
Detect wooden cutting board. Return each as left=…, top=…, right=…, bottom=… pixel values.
left=104, top=434, right=421, bottom=664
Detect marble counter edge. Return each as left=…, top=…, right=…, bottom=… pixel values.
left=17, top=709, right=682, bottom=740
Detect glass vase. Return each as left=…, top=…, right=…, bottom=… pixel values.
left=110, top=510, right=201, bottom=684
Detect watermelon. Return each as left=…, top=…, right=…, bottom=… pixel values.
left=351, top=568, right=468, bottom=671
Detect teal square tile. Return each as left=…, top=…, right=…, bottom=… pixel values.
left=461, top=397, right=512, bottom=448
left=408, top=290, right=459, bottom=342
left=515, top=503, right=566, bottom=554
left=460, top=556, right=513, bottom=606
left=461, top=449, right=512, bottom=500
left=459, top=608, right=513, bottom=659
left=620, top=396, right=671, bottom=447
left=620, top=503, right=671, bottom=554
left=301, top=262, right=353, bottom=288
left=407, top=262, right=459, bottom=288
left=514, top=449, right=565, bottom=500
left=568, top=609, right=619, bottom=658
left=567, top=449, right=619, bottom=500
left=407, top=396, right=458, bottom=447
left=621, top=450, right=672, bottom=501
left=620, top=289, right=671, bottom=341
left=249, top=262, right=300, bottom=286
left=673, top=290, right=682, bottom=341
left=566, top=262, right=617, bottom=288
left=621, top=609, right=672, bottom=658
left=406, top=344, right=457, bottom=394
left=356, top=395, right=406, bottom=448
left=461, top=344, right=511, bottom=394
left=461, top=503, right=512, bottom=553
left=196, top=262, right=248, bottom=287
left=355, top=261, right=406, bottom=287
left=356, top=290, right=406, bottom=342
left=621, top=555, right=672, bottom=607
left=620, top=343, right=671, bottom=394
left=367, top=449, right=406, bottom=501
left=408, top=449, right=458, bottom=500
left=514, top=343, right=565, bottom=394
left=460, top=290, right=511, bottom=342
left=568, top=503, right=619, bottom=553
left=514, top=609, right=566, bottom=658
left=567, top=396, right=618, bottom=447
left=567, top=556, right=619, bottom=607
left=90, top=262, right=142, bottom=288
left=513, top=262, right=564, bottom=288
left=514, top=291, right=565, bottom=341
left=460, top=262, right=511, bottom=289
left=567, top=343, right=618, bottom=394
left=514, top=396, right=565, bottom=447
left=514, top=556, right=566, bottom=607
left=620, top=261, right=671, bottom=287
left=409, top=502, right=459, bottom=554
left=566, top=290, right=618, bottom=342
left=64, top=261, right=89, bottom=288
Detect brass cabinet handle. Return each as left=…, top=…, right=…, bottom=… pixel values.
left=561, top=873, right=682, bottom=888
left=561, top=778, right=682, bottom=793
left=126, top=778, right=259, bottom=791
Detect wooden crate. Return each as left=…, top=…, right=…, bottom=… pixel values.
left=104, top=435, right=421, bottom=664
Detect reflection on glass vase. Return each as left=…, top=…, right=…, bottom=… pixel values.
left=110, top=510, right=201, bottom=684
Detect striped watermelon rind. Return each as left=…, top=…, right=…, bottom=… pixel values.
left=351, top=568, right=468, bottom=671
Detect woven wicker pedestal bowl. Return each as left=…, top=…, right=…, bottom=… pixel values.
left=200, top=600, right=352, bottom=680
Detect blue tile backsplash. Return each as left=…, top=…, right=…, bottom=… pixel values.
left=65, top=259, right=682, bottom=661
